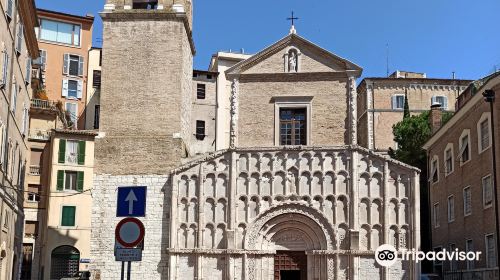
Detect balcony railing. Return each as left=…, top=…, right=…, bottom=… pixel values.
left=31, top=99, right=56, bottom=110
left=445, top=268, right=499, bottom=280
left=29, top=165, right=41, bottom=176
left=28, top=129, right=50, bottom=141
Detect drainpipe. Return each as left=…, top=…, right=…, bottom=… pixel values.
left=483, top=89, right=500, bottom=272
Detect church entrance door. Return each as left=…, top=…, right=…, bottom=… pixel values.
left=274, top=251, right=307, bottom=280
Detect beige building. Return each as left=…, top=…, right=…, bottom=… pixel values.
left=35, top=9, right=94, bottom=130
left=91, top=1, right=421, bottom=279
left=39, top=129, right=96, bottom=280
left=0, top=0, right=40, bottom=279
left=190, top=70, right=217, bottom=155
left=423, top=72, right=500, bottom=279
left=84, top=47, right=101, bottom=130
left=357, top=71, right=471, bottom=152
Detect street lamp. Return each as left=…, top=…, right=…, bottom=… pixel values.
left=483, top=89, right=500, bottom=272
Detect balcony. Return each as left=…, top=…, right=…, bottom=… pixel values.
left=29, top=165, right=41, bottom=176
left=31, top=99, right=57, bottom=110
left=28, top=129, right=50, bottom=141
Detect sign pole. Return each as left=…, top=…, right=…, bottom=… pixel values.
left=121, top=261, right=125, bottom=280
left=127, top=261, right=132, bottom=279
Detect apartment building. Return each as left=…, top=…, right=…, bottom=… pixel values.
left=357, top=71, right=472, bottom=152
left=34, top=9, right=94, bottom=130
left=0, top=0, right=40, bottom=279
left=423, top=72, right=500, bottom=279
left=35, top=129, right=95, bottom=280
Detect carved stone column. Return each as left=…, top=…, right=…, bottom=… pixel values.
left=230, top=79, right=239, bottom=149
left=348, top=76, right=358, bottom=145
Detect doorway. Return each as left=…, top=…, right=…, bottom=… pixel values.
left=274, top=251, right=307, bottom=280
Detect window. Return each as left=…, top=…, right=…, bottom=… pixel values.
left=206, top=74, right=213, bottom=79
left=0, top=49, right=8, bottom=87
left=430, top=156, right=439, bottom=183
left=58, top=139, right=86, bottom=165
left=0, top=121, right=5, bottom=165
left=445, top=146, right=453, bottom=175
left=196, top=120, right=205, bottom=140
left=50, top=246, right=80, bottom=279
left=478, top=114, right=491, bottom=153
left=459, top=132, right=470, bottom=164
left=280, top=108, right=307, bottom=145
left=39, top=19, right=81, bottom=46
left=486, top=234, right=496, bottom=268
left=483, top=175, right=493, bottom=208
left=25, top=221, right=39, bottom=236
left=56, top=170, right=84, bottom=192
left=65, top=140, right=78, bottom=164
left=15, top=22, right=24, bottom=54
left=463, top=186, right=472, bottom=216
left=63, top=54, right=83, bottom=76
left=5, top=0, right=14, bottom=19
left=94, top=105, right=100, bottom=129
left=65, top=103, right=78, bottom=128
left=392, top=95, right=405, bottom=110
left=62, top=79, right=82, bottom=100
left=433, top=203, right=440, bottom=228
left=197, top=84, right=206, bottom=99
left=21, top=106, right=29, bottom=136
left=132, top=0, right=158, bottom=9
left=466, top=240, right=474, bottom=270
left=25, top=57, right=31, bottom=84
left=432, top=96, right=448, bottom=109
left=27, top=192, right=40, bottom=202
left=3, top=209, right=9, bottom=229
left=39, top=49, right=47, bottom=70
left=64, top=171, right=77, bottom=191
left=93, top=70, right=101, bottom=88
left=11, top=82, right=18, bottom=113
left=447, top=195, right=455, bottom=222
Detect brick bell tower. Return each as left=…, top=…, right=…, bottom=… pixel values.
left=96, top=0, right=195, bottom=175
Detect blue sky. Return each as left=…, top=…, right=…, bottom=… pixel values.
left=36, top=0, right=500, bottom=80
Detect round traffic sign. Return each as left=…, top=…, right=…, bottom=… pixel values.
left=115, top=218, right=145, bottom=248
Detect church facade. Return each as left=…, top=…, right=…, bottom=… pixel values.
left=91, top=1, right=420, bottom=279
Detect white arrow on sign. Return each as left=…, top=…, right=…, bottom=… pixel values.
left=125, top=190, right=138, bottom=215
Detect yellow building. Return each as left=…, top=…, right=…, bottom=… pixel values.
left=40, top=129, right=95, bottom=280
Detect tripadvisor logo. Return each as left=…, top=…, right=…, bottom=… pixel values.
left=375, top=244, right=482, bottom=267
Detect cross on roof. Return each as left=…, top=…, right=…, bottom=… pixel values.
left=287, top=11, right=299, bottom=27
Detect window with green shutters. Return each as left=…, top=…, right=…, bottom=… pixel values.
left=61, top=206, right=76, bottom=227
left=58, top=139, right=86, bottom=165
left=56, top=170, right=84, bottom=192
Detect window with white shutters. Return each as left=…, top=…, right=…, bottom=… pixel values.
left=430, top=157, right=439, bottom=183
left=64, top=54, right=84, bottom=76
left=0, top=121, right=4, bottom=165
left=445, top=147, right=453, bottom=175
left=16, top=22, right=23, bottom=54
left=1, top=50, right=8, bottom=87
left=10, top=83, right=18, bottom=113
left=6, top=0, right=14, bottom=20
left=480, top=119, right=490, bottom=152
left=459, top=132, right=470, bottom=164
left=40, top=49, right=47, bottom=70
left=25, top=57, right=31, bottom=84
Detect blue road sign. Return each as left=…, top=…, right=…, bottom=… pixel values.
left=117, top=186, right=147, bottom=217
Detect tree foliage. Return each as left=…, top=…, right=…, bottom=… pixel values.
left=389, top=111, right=431, bottom=170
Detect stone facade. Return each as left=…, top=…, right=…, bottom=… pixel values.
left=423, top=73, right=500, bottom=277
left=91, top=1, right=421, bottom=279
left=191, top=70, right=217, bottom=155
left=357, top=75, right=471, bottom=152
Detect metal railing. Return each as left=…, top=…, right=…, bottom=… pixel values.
left=31, top=99, right=56, bottom=110
left=444, top=268, right=499, bottom=280
left=29, top=165, right=41, bottom=176
left=28, top=129, right=50, bottom=141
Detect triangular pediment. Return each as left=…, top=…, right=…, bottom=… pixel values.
left=226, top=34, right=362, bottom=76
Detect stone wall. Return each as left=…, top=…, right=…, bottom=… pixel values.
left=96, top=15, right=192, bottom=175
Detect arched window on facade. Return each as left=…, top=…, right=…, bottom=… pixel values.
left=50, top=246, right=80, bottom=279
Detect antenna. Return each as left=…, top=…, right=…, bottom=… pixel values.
left=386, top=43, right=389, bottom=77
left=452, top=71, right=456, bottom=79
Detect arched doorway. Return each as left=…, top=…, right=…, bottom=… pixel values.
left=245, top=203, right=335, bottom=280
left=50, top=246, right=80, bottom=279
